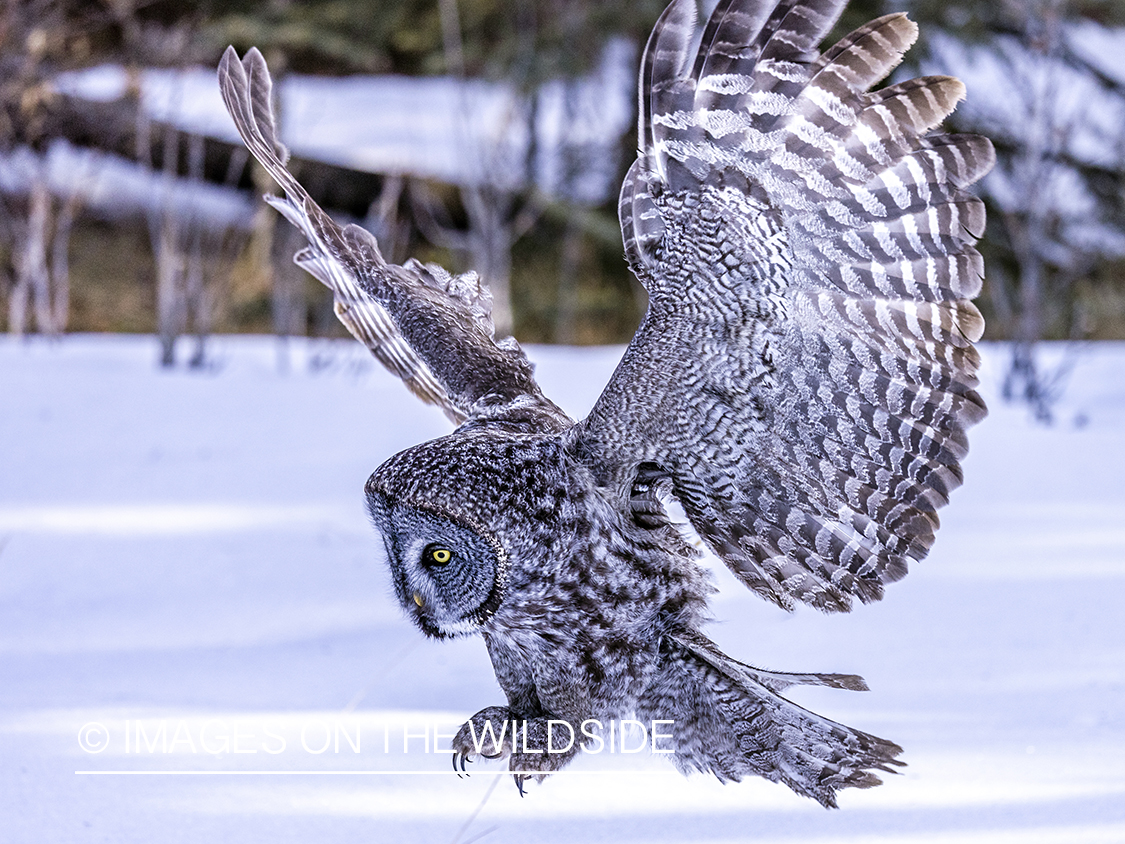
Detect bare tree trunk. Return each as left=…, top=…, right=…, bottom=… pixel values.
left=8, top=208, right=30, bottom=337
left=155, top=212, right=184, bottom=366
left=272, top=221, right=307, bottom=362
left=438, top=0, right=465, bottom=77
left=556, top=218, right=583, bottom=344
left=462, top=185, right=515, bottom=337
left=366, top=174, right=407, bottom=264
left=189, top=144, right=250, bottom=368
left=486, top=222, right=514, bottom=338
left=183, top=131, right=209, bottom=368
left=153, top=120, right=184, bottom=367
left=7, top=175, right=54, bottom=338
left=49, top=189, right=82, bottom=334
left=8, top=263, right=29, bottom=336
left=435, top=0, right=530, bottom=340
left=1000, top=0, right=1076, bottom=423
left=554, top=83, right=584, bottom=345
left=26, top=177, right=55, bottom=335
left=249, top=182, right=285, bottom=369
left=3, top=156, right=87, bottom=338
left=185, top=224, right=207, bottom=368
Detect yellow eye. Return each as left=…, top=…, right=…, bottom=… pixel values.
left=413, top=592, right=424, bottom=607
left=430, top=548, right=451, bottom=564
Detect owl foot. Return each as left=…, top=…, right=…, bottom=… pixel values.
left=452, top=708, right=581, bottom=794
left=451, top=750, right=474, bottom=777
left=451, top=706, right=514, bottom=775
left=506, top=716, right=582, bottom=795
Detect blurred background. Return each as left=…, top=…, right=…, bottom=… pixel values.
left=1, top=0, right=1124, bottom=418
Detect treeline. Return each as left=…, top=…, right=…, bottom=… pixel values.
left=1, top=0, right=1123, bottom=417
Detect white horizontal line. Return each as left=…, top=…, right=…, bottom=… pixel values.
left=75, top=770, right=665, bottom=776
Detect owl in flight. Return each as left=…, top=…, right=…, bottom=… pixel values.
left=220, top=0, right=991, bottom=808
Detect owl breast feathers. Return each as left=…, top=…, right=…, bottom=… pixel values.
left=219, top=0, right=992, bottom=808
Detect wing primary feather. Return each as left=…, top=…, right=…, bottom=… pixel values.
left=643, top=0, right=698, bottom=182
left=577, top=0, right=993, bottom=613
left=218, top=47, right=558, bottom=426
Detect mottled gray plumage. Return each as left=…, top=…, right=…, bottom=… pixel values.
left=219, top=0, right=992, bottom=808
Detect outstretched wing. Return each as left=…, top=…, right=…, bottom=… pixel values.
left=218, top=47, right=552, bottom=424
left=574, top=0, right=993, bottom=612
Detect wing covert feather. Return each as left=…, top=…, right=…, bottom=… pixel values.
left=577, top=0, right=993, bottom=612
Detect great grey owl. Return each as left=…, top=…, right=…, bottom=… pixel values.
left=219, top=0, right=992, bottom=808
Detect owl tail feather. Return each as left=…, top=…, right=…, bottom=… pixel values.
left=637, top=631, right=904, bottom=808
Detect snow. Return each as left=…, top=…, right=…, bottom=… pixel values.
left=0, top=140, right=255, bottom=230
left=1068, top=21, right=1125, bottom=88
left=15, top=49, right=633, bottom=227
left=1, top=334, right=1124, bottom=843
left=52, top=44, right=634, bottom=203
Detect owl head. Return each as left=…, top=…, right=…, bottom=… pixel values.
left=363, top=436, right=521, bottom=639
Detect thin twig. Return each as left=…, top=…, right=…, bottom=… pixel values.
left=341, top=638, right=419, bottom=713
left=450, top=774, right=502, bottom=844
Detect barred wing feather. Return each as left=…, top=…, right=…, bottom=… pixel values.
left=218, top=47, right=546, bottom=424
left=580, top=0, right=993, bottom=612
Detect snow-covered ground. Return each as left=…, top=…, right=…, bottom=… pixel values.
left=2, top=334, right=1123, bottom=844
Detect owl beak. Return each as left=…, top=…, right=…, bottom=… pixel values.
left=413, top=591, right=425, bottom=608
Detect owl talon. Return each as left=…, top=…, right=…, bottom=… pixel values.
left=514, top=775, right=526, bottom=798
left=452, top=752, right=468, bottom=778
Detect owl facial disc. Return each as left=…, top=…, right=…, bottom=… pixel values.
left=366, top=484, right=508, bottom=640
